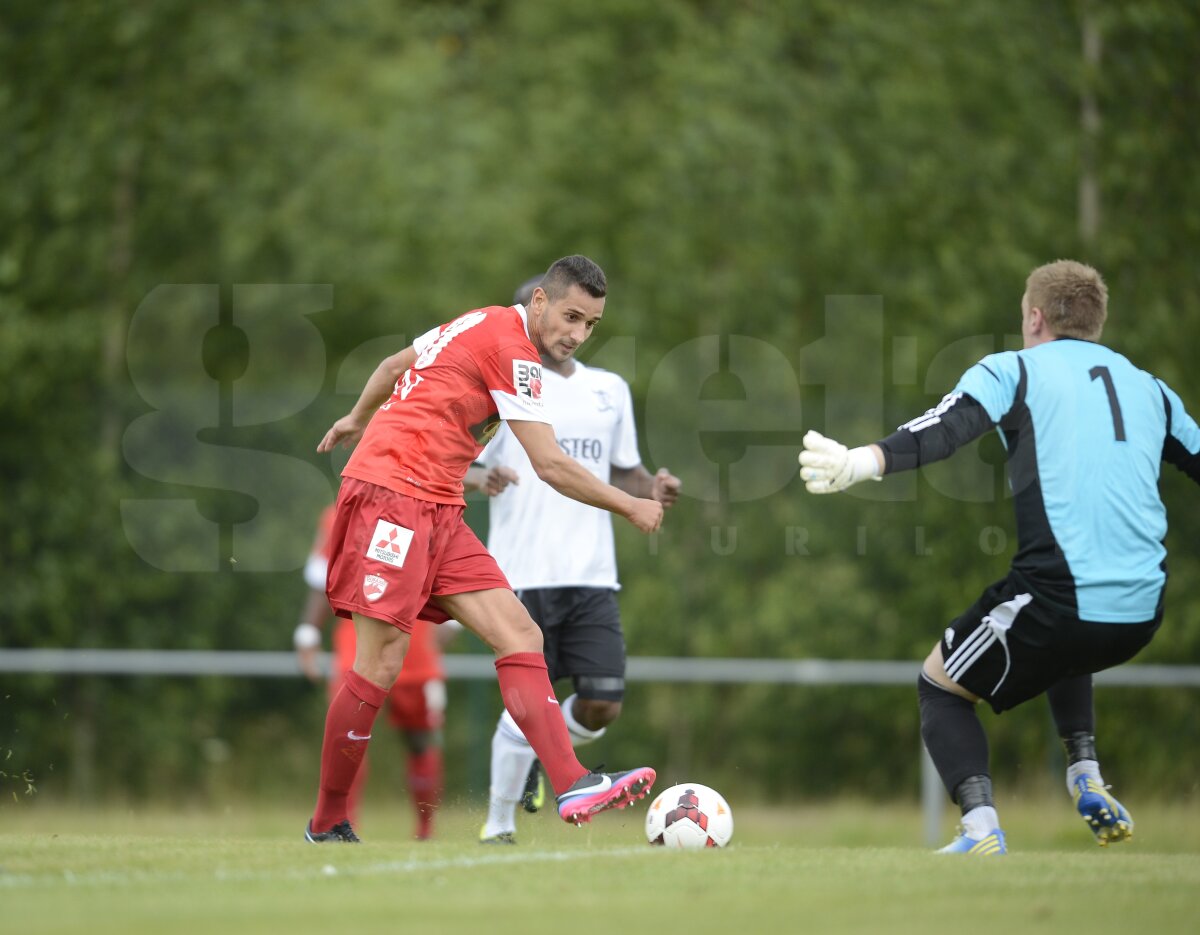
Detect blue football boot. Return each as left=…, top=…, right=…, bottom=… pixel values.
left=1073, top=776, right=1133, bottom=846
left=937, top=826, right=1007, bottom=855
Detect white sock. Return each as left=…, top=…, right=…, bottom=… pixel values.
left=482, top=711, right=537, bottom=837
left=482, top=696, right=609, bottom=836
left=961, top=805, right=1000, bottom=839
left=1066, top=758, right=1103, bottom=796
left=561, top=694, right=606, bottom=748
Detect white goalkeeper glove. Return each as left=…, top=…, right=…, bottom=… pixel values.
left=798, top=430, right=882, bottom=494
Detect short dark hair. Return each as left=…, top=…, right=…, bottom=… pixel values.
left=512, top=276, right=542, bottom=306
left=540, top=255, right=607, bottom=300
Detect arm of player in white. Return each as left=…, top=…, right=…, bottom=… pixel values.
left=611, top=464, right=681, bottom=507
left=464, top=463, right=520, bottom=496
left=294, top=557, right=330, bottom=683
left=506, top=419, right=663, bottom=533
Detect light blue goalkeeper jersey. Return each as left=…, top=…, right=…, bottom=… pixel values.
left=954, top=338, right=1200, bottom=622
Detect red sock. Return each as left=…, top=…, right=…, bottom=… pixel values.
left=495, top=653, right=587, bottom=794
left=407, top=747, right=443, bottom=840
left=346, top=753, right=370, bottom=829
left=312, top=670, right=387, bottom=832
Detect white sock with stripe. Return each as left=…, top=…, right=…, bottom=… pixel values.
left=483, top=697, right=609, bottom=836
left=483, top=710, right=537, bottom=837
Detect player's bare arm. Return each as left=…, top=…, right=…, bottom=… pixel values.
left=507, top=419, right=663, bottom=533
left=464, top=464, right=519, bottom=496
left=293, top=586, right=328, bottom=684
left=317, top=345, right=418, bottom=452
left=611, top=464, right=681, bottom=507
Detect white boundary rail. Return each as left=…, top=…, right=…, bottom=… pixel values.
left=4, top=649, right=1199, bottom=687
left=3, top=649, right=1197, bottom=845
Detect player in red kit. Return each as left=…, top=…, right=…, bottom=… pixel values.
left=295, top=505, right=463, bottom=840
left=306, top=255, right=661, bottom=843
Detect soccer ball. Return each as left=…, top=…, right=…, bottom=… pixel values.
left=644, top=782, right=733, bottom=849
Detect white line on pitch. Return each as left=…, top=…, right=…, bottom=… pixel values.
left=0, top=845, right=657, bottom=890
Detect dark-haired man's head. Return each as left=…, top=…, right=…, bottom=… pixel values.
left=525, top=255, right=607, bottom=369
left=539, top=255, right=607, bottom=302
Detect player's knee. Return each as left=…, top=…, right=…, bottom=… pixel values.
left=917, top=671, right=980, bottom=756
left=353, top=652, right=404, bottom=689
left=575, top=698, right=621, bottom=730
left=513, top=616, right=544, bottom=654
left=919, top=668, right=965, bottom=702
left=513, top=603, right=543, bottom=642
left=921, top=643, right=946, bottom=682
left=918, top=671, right=952, bottom=706
left=492, top=607, right=543, bottom=656
left=350, top=617, right=410, bottom=686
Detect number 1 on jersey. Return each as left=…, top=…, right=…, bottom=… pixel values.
left=1089, top=365, right=1126, bottom=441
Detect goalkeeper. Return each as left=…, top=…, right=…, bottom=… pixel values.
left=799, top=260, right=1200, bottom=855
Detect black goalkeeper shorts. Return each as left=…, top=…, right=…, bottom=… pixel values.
left=941, top=574, right=1161, bottom=714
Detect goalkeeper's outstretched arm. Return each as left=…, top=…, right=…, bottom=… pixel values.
left=799, top=392, right=995, bottom=494
left=877, top=393, right=996, bottom=472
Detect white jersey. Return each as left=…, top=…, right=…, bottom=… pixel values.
left=478, top=361, right=641, bottom=590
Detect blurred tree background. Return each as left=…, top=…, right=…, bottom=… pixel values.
left=2, top=0, right=1198, bottom=809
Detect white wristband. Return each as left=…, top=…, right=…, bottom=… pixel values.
left=293, top=622, right=321, bottom=650
left=847, top=446, right=882, bottom=483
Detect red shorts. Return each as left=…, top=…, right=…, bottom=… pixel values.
left=326, top=477, right=510, bottom=631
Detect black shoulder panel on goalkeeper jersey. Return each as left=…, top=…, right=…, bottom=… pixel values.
left=1160, top=384, right=1200, bottom=485
left=877, top=392, right=997, bottom=474
left=1163, top=436, right=1200, bottom=484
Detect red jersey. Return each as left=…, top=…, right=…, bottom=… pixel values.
left=342, top=305, right=550, bottom=505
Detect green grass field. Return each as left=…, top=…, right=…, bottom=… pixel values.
left=3, top=798, right=1198, bottom=935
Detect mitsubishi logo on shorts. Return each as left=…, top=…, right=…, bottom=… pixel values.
left=367, top=519, right=414, bottom=568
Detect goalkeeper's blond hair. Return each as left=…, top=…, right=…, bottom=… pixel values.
left=1025, top=260, right=1108, bottom=341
